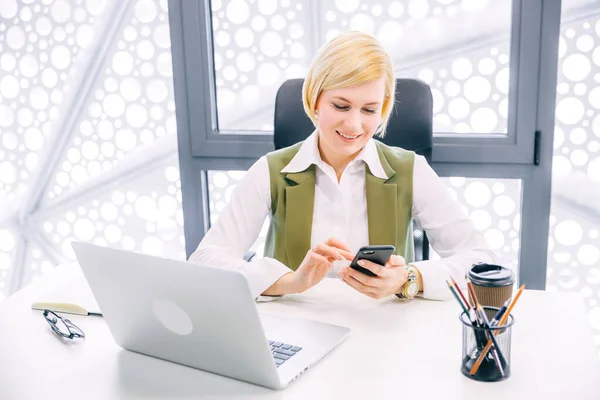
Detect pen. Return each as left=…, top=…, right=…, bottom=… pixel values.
left=470, top=284, right=525, bottom=376
left=490, top=299, right=510, bottom=327
left=476, top=303, right=506, bottom=376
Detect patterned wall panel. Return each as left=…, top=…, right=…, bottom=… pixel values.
left=40, top=0, right=176, bottom=205
left=20, top=242, right=58, bottom=288
left=0, top=228, right=17, bottom=302
left=548, top=13, right=600, bottom=356
left=0, top=0, right=180, bottom=298
left=27, top=158, right=185, bottom=289
left=0, top=0, right=113, bottom=227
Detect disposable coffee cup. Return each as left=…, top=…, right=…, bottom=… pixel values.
left=467, top=263, right=515, bottom=310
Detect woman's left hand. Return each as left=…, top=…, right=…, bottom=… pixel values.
left=337, top=255, right=408, bottom=299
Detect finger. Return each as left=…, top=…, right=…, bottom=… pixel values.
left=325, top=237, right=352, bottom=253
left=313, top=244, right=345, bottom=261
left=342, top=274, right=378, bottom=298
left=388, top=255, right=406, bottom=266
left=309, top=252, right=332, bottom=266
left=338, top=249, right=355, bottom=261
left=344, top=266, right=378, bottom=287
left=355, top=259, right=383, bottom=276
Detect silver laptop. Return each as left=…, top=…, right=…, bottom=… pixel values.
left=71, top=242, right=350, bottom=390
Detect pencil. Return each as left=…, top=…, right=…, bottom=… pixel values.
left=465, top=278, right=480, bottom=309
left=448, top=280, right=488, bottom=349
left=499, top=284, right=525, bottom=326
left=450, top=277, right=470, bottom=308
left=446, top=281, right=470, bottom=314
left=470, top=284, right=525, bottom=375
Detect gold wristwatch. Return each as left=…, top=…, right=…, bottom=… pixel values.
left=396, top=265, right=419, bottom=300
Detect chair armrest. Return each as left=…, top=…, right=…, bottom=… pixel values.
left=243, top=251, right=256, bottom=262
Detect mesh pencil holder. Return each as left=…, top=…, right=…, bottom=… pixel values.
left=459, top=306, right=515, bottom=382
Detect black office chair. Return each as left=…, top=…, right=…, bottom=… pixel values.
left=273, top=78, right=432, bottom=261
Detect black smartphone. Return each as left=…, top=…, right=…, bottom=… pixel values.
left=349, top=245, right=395, bottom=277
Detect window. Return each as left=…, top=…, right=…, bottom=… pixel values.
left=212, top=0, right=512, bottom=135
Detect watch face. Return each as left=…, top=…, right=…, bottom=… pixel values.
left=407, top=282, right=419, bottom=298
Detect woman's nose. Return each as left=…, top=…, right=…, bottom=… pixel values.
left=344, top=111, right=362, bottom=132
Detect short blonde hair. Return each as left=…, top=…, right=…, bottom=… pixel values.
left=302, top=31, right=395, bottom=137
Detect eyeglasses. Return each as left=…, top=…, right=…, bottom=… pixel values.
left=43, top=310, right=85, bottom=340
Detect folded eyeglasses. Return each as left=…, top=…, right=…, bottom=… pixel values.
left=43, top=309, right=85, bottom=340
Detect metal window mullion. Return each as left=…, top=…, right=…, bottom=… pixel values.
left=517, top=0, right=561, bottom=290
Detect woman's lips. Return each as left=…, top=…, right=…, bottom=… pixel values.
left=336, top=130, right=362, bottom=140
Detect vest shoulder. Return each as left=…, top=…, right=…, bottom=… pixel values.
left=266, top=142, right=303, bottom=169
left=374, top=141, right=415, bottom=161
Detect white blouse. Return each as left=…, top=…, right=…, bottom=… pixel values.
left=189, top=133, right=497, bottom=301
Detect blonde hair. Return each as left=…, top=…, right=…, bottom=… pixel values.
left=302, top=31, right=395, bottom=137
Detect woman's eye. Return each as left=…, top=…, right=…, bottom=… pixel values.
left=332, top=103, right=376, bottom=113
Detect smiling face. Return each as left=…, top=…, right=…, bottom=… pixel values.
left=314, top=77, right=386, bottom=164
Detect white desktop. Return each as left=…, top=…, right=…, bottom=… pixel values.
left=0, top=260, right=599, bottom=399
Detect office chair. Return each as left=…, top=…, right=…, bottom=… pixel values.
left=272, top=78, right=433, bottom=262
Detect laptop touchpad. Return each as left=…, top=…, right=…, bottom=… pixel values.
left=258, top=313, right=295, bottom=337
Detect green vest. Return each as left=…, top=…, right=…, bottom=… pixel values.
left=264, top=140, right=415, bottom=271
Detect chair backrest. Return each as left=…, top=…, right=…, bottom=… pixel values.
left=273, top=78, right=433, bottom=261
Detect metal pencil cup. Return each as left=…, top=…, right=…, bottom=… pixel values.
left=459, top=306, right=515, bottom=382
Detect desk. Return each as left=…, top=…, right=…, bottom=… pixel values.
left=1, top=265, right=599, bottom=400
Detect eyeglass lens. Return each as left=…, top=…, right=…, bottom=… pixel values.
left=44, top=310, right=85, bottom=339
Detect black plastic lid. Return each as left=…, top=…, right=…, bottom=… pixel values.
left=467, top=263, right=515, bottom=287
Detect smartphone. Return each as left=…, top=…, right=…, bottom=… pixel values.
left=349, top=245, right=395, bottom=277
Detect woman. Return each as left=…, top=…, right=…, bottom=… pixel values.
left=190, top=31, right=496, bottom=301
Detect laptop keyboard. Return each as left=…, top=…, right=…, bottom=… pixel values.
left=269, top=340, right=302, bottom=368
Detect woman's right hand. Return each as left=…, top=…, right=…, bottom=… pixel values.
left=291, top=237, right=354, bottom=293
left=263, top=237, right=354, bottom=295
